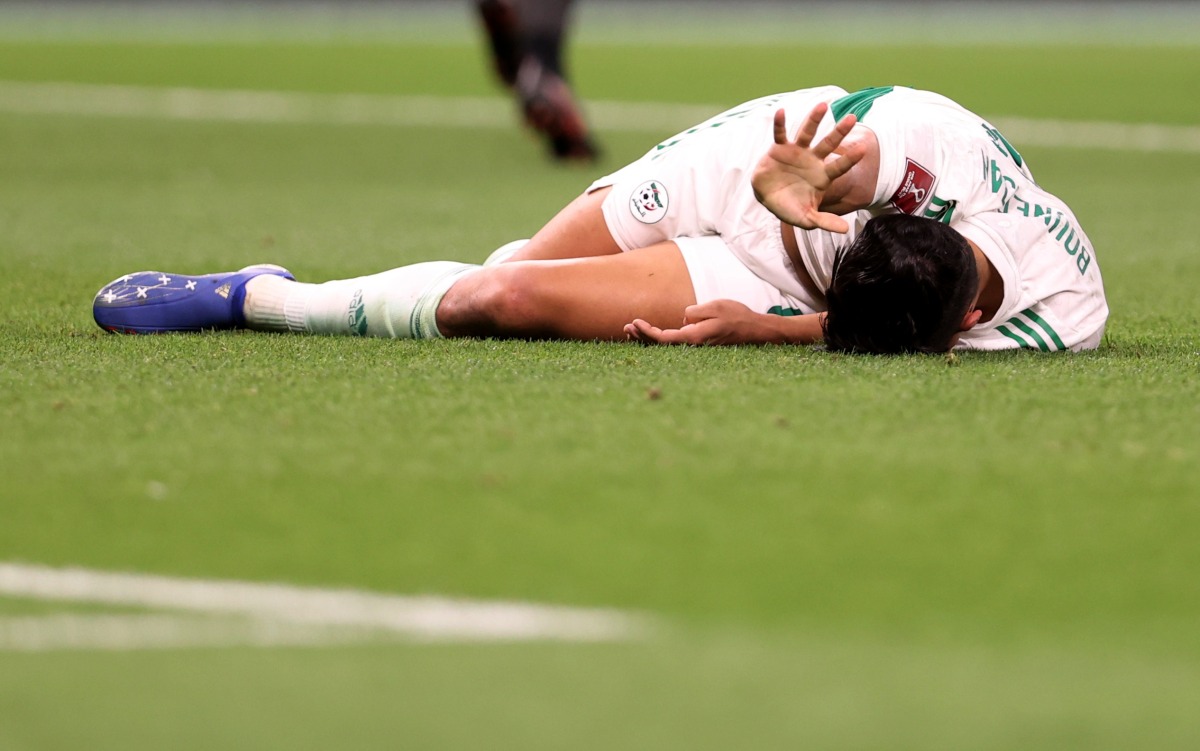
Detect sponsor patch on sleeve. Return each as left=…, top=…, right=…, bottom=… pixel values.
left=630, top=180, right=669, bottom=224
left=889, top=159, right=935, bottom=215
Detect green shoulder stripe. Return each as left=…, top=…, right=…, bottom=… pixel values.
left=830, top=86, right=895, bottom=121
left=1008, top=317, right=1050, bottom=352
left=996, top=324, right=1033, bottom=349
left=1020, top=308, right=1066, bottom=350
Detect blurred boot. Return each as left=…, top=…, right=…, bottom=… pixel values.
left=516, top=57, right=600, bottom=162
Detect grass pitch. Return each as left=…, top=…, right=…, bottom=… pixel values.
left=1, top=4, right=1199, bottom=749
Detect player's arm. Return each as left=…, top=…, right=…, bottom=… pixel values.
left=752, top=103, right=880, bottom=233
left=625, top=300, right=825, bottom=346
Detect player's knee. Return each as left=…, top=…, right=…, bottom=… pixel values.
left=482, top=264, right=556, bottom=331
left=438, top=264, right=551, bottom=336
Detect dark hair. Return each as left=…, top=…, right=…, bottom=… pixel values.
left=822, top=214, right=979, bottom=354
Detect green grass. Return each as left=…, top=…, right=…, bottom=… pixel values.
left=2, top=9, right=1199, bottom=750
left=4, top=40, right=1200, bottom=123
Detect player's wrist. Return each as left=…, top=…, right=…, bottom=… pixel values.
left=760, top=311, right=824, bottom=345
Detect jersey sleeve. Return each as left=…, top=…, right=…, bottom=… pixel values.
left=954, top=212, right=1109, bottom=353
left=839, top=86, right=1016, bottom=221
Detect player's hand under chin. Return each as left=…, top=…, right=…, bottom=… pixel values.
left=624, top=300, right=768, bottom=346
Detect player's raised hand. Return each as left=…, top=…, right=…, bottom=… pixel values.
left=752, top=103, right=863, bottom=233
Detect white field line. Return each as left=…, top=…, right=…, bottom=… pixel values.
left=0, top=80, right=717, bottom=136
left=0, top=563, right=649, bottom=651
left=987, top=116, right=1200, bottom=155
left=0, top=614, right=384, bottom=652
left=2, top=80, right=1197, bottom=154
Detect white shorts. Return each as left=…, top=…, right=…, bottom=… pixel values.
left=673, top=235, right=812, bottom=316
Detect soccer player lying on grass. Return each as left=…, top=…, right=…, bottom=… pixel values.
left=93, top=85, right=1109, bottom=353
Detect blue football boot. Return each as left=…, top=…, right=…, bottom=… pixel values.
left=93, top=264, right=294, bottom=333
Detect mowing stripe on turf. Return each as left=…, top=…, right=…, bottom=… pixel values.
left=1, top=81, right=1199, bottom=154
left=0, top=563, right=649, bottom=650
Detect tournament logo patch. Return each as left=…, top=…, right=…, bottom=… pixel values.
left=630, top=180, right=669, bottom=224
left=889, top=159, right=936, bottom=215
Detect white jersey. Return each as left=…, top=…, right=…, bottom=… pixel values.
left=795, top=86, right=1107, bottom=351
left=591, top=85, right=1108, bottom=351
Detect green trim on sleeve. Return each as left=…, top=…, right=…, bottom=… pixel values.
left=830, top=86, right=895, bottom=121
left=1009, top=318, right=1050, bottom=352
left=767, top=306, right=805, bottom=317
left=1020, top=308, right=1066, bottom=350
left=996, top=325, right=1032, bottom=349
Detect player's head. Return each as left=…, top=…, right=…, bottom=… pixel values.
left=823, top=214, right=979, bottom=354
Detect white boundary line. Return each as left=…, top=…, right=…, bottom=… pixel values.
left=0, top=563, right=649, bottom=651
left=1, top=81, right=1198, bottom=154
left=986, top=116, right=1200, bottom=155
left=0, top=614, right=381, bottom=652
left=0, top=80, right=719, bottom=134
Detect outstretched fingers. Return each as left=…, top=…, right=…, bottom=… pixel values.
left=811, top=113, right=858, bottom=160
left=761, top=101, right=864, bottom=234
left=775, top=104, right=858, bottom=158
left=824, top=142, right=865, bottom=180
left=790, top=102, right=828, bottom=150
left=772, top=108, right=790, bottom=145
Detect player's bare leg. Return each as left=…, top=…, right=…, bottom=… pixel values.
left=246, top=182, right=632, bottom=334
left=439, top=242, right=695, bottom=340
left=94, top=231, right=692, bottom=341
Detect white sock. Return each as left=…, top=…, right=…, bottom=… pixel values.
left=244, top=262, right=479, bottom=338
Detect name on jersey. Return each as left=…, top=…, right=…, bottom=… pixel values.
left=889, top=159, right=936, bottom=215
left=985, top=157, right=1093, bottom=276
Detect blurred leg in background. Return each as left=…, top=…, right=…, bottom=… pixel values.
left=476, top=0, right=600, bottom=161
